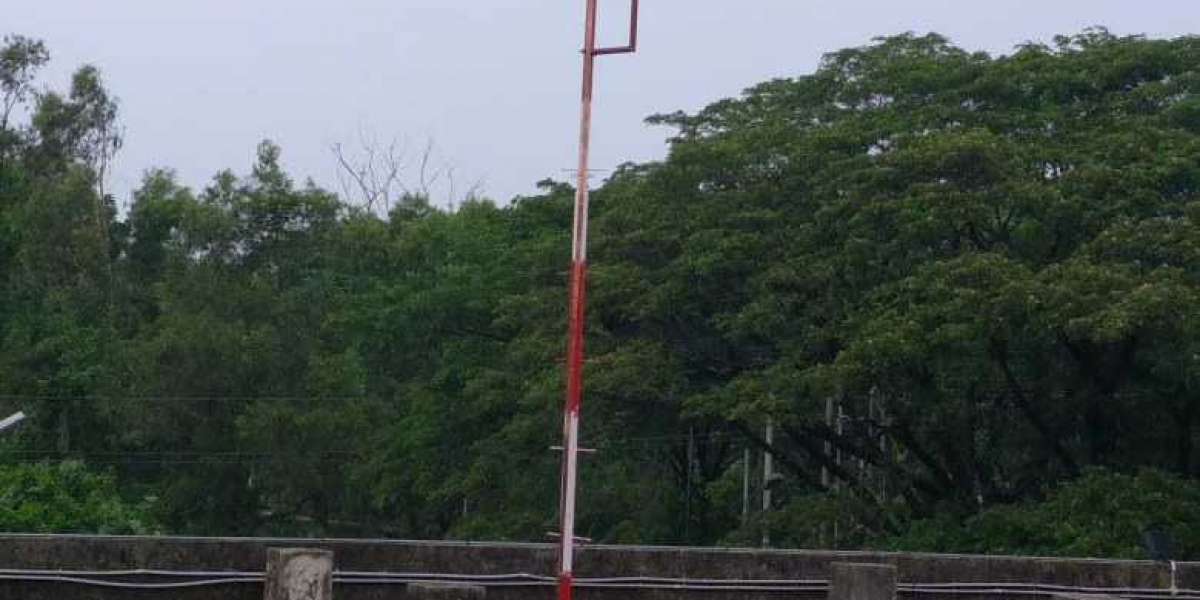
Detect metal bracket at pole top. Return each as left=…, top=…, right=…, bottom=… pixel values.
left=592, top=0, right=640, bottom=56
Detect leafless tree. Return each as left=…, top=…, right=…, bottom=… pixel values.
left=332, top=129, right=486, bottom=215
left=332, top=128, right=407, bottom=214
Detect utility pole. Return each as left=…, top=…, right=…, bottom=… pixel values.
left=822, top=397, right=833, bottom=547
left=685, top=426, right=695, bottom=542
left=557, top=3, right=639, bottom=600
left=741, top=446, right=750, bottom=525
left=761, top=417, right=773, bottom=548
left=823, top=397, right=833, bottom=488
left=835, top=400, right=844, bottom=548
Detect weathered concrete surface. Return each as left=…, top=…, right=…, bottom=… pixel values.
left=407, top=582, right=487, bottom=599
left=264, top=548, right=333, bottom=600
left=1050, top=594, right=1122, bottom=600
left=831, top=562, right=896, bottom=600
left=0, top=534, right=1189, bottom=600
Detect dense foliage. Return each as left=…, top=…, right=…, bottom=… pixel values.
left=0, top=461, right=153, bottom=534
left=888, top=469, right=1200, bottom=559
left=1, top=28, right=1199, bottom=557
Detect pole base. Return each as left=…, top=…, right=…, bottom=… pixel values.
left=558, top=572, right=574, bottom=600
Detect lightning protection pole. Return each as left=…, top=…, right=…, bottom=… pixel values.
left=557, top=2, right=639, bottom=600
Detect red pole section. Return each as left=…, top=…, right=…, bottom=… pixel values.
left=558, top=2, right=637, bottom=600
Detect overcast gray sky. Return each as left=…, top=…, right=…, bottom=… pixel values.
left=9, top=1, right=1200, bottom=207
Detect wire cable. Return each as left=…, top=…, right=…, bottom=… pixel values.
left=0, top=567, right=1193, bottom=597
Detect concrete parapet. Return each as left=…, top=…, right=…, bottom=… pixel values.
left=830, top=562, right=897, bottom=600
left=0, top=534, right=1188, bottom=600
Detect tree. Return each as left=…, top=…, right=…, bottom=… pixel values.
left=0, top=461, right=154, bottom=534
left=0, top=35, right=48, bottom=134
left=888, top=469, right=1200, bottom=559
left=1, top=28, right=1199, bottom=554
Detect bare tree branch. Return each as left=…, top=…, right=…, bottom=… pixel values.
left=331, top=130, right=486, bottom=214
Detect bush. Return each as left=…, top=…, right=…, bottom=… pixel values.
left=886, top=469, right=1200, bottom=559
left=0, top=461, right=156, bottom=534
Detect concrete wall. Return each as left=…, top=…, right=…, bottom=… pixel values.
left=0, top=534, right=1188, bottom=600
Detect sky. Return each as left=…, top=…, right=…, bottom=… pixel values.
left=8, top=1, right=1200, bottom=208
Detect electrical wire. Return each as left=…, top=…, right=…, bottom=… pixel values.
left=0, top=394, right=376, bottom=403
left=0, top=568, right=262, bottom=578
left=0, top=568, right=1191, bottom=597
left=0, top=430, right=745, bottom=465
left=0, top=573, right=262, bottom=590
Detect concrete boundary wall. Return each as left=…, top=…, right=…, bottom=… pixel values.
left=0, top=534, right=1191, bottom=599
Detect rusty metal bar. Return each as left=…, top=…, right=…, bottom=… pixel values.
left=594, top=0, right=640, bottom=55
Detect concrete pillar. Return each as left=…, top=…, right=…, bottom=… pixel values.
left=406, top=582, right=486, bottom=599
left=264, top=548, right=333, bottom=600
left=829, top=562, right=896, bottom=600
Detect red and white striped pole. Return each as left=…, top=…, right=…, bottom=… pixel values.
left=558, top=2, right=638, bottom=600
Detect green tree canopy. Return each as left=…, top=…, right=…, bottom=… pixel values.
left=1, top=29, right=1199, bottom=556
left=0, top=461, right=154, bottom=534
